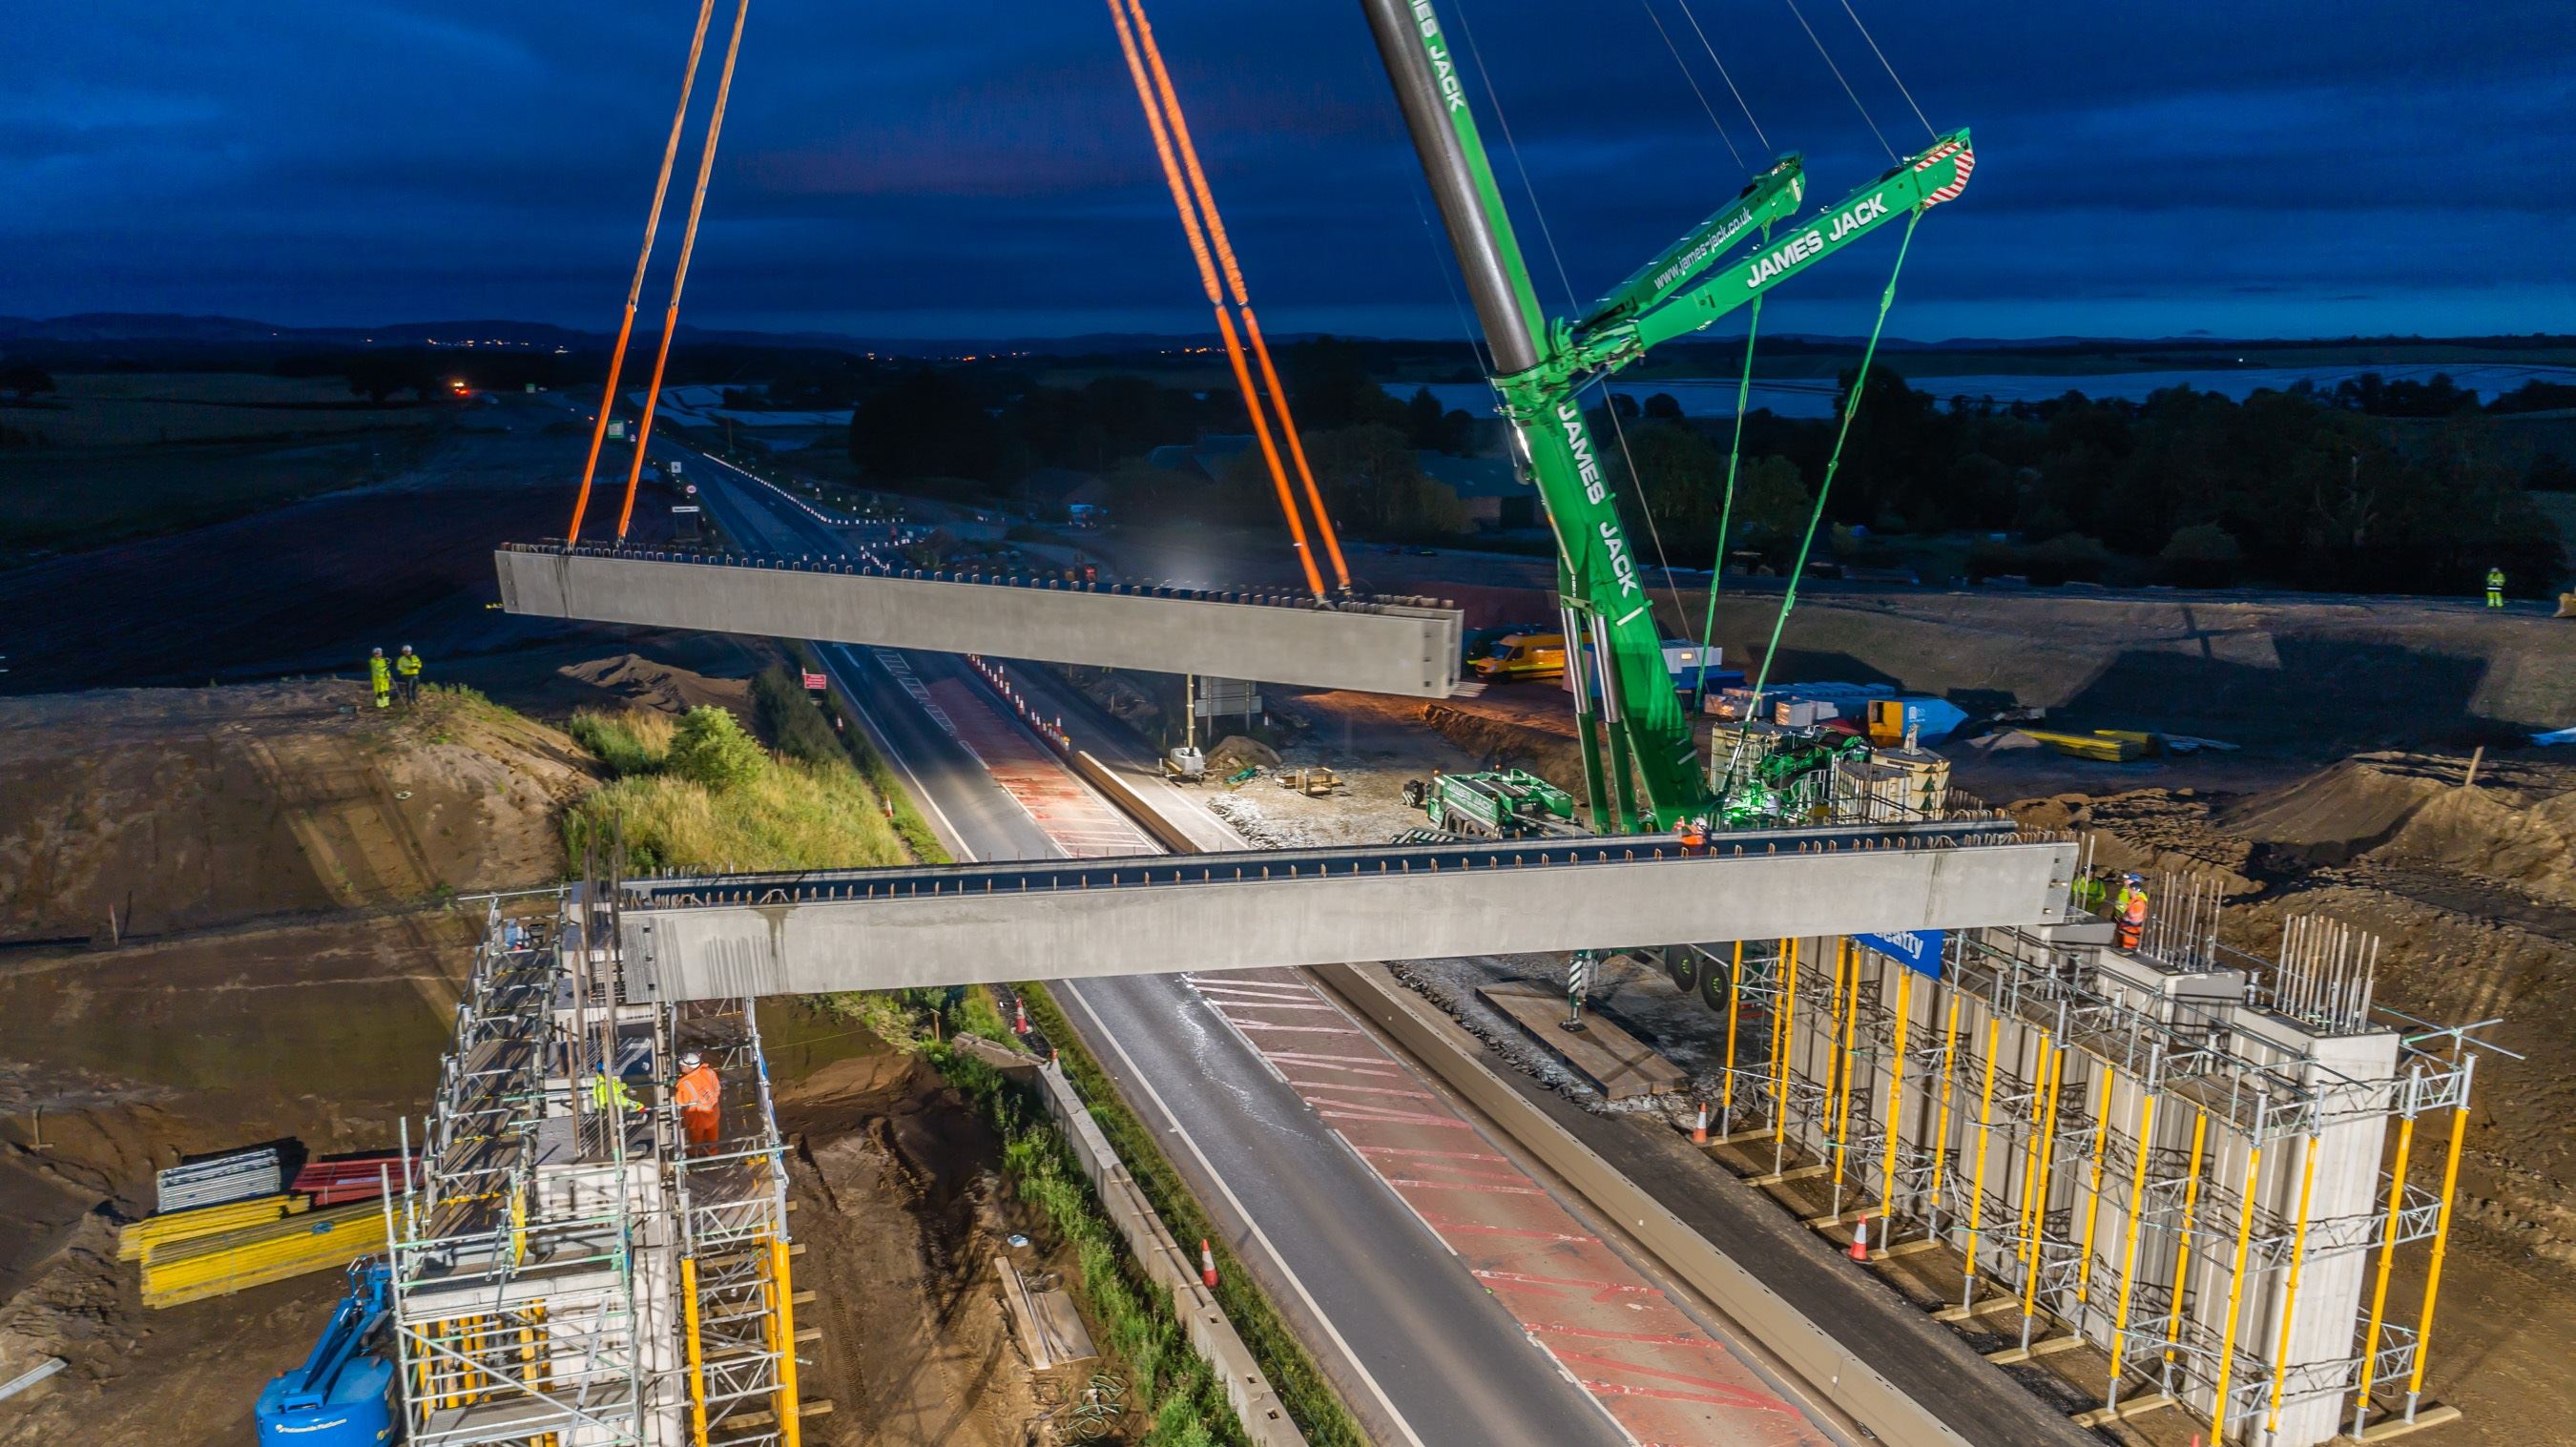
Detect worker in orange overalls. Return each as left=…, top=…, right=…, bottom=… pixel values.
left=1675, top=817, right=1709, bottom=857
left=2115, top=874, right=2149, bottom=952
left=675, top=1050, right=721, bottom=1153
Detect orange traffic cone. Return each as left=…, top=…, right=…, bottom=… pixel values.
left=1013, top=1000, right=1029, bottom=1037
left=1691, top=1102, right=1710, bottom=1146
left=1849, top=1216, right=1871, bottom=1262
left=1200, top=1238, right=1220, bottom=1289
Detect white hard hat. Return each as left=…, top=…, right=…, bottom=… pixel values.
left=400, top=644, right=413, bottom=652
left=679, top=1051, right=704, bottom=1070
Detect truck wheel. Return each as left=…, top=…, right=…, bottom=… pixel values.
left=1701, top=957, right=1735, bottom=1013
left=1667, top=950, right=1700, bottom=996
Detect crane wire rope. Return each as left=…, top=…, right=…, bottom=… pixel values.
left=1689, top=279, right=1762, bottom=716
left=565, top=0, right=719, bottom=545
left=1450, top=1, right=1689, bottom=631
left=1637, top=0, right=1743, bottom=170
left=1725, top=206, right=1920, bottom=788
left=613, top=0, right=753, bottom=541
left=1782, top=0, right=1895, bottom=161
left=1837, top=0, right=1937, bottom=141
left=1105, top=0, right=1347, bottom=599
left=1128, top=0, right=1354, bottom=595
left=1671, top=0, right=1770, bottom=153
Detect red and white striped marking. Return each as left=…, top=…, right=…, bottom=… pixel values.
left=1191, top=967, right=1831, bottom=1447
left=1914, top=140, right=1975, bottom=205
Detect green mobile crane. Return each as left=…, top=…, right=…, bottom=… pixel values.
left=1356, top=0, right=1973, bottom=835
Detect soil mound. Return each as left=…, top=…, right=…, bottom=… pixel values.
left=556, top=652, right=750, bottom=717
left=2220, top=752, right=2576, bottom=902
left=1203, top=734, right=1278, bottom=772
left=0, top=680, right=591, bottom=941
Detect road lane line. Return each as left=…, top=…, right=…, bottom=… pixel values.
left=1057, top=981, right=1433, bottom=1447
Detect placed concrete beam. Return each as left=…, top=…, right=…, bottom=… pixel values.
left=617, top=828, right=2077, bottom=1002
left=495, top=545, right=1463, bottom=697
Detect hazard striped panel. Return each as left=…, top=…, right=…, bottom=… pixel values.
left=1914, top=140, right=1975, bottom=207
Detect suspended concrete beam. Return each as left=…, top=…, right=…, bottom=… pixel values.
left=616, top=825, right=2078, bottom=1002
left=495, top=544, right=1464, bottom=697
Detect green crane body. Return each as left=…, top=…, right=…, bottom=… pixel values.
left=1358, top=0, right=1974, bottom=834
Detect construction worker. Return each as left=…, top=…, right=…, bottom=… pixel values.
left=394, top=644, right=423, bottom=705
left=590, top=1065, right=642, bottom=1117
left=366, top=648, right=391, bottom=710
left=2486, top=565, right=2506, bottom=610
left=1674, top=816, right=1709, bottom=857
left=675, top=1050, right=722, bottom=1153
left=2115, top=873, right=2149, bottom=952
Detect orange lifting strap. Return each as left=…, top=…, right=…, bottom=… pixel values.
left=1105, top=0, right=1354, bottom=598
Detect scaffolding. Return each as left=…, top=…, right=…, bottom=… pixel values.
left=384, top=886, right=803, bottom=1446
left=1683, top=870, right=2504, bottom=1447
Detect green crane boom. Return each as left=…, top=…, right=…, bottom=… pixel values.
left=1357, top=0, right=1974, bottom=832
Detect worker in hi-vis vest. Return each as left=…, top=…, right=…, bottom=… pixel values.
left=394, top=644, right=423, bottom=705
left=2115, top=874, right=2149, bottom=951
left=590, top=1066, right=641, bottom=1116
left=366, top=648, right=391, bottom=710
left=2486, top=566, right=2506, bottom=609
left=675, top=1050, right=722, bottom=1152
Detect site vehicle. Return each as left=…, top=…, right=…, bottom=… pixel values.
left=1471, top=631, right=1566, bottom=682
left=1360, top=0, right=1972, bottom=833
left=254, top=1259, right=396, bottom=1446
left=1404, top=768, right=1578, bottom=837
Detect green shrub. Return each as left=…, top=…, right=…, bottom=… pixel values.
left=666, top=706, right=764, bottom=791
left=567, top=708, right=668, bottom=777
left=750, top=665, right=843, bottom=766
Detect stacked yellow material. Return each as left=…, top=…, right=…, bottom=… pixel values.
left=115, top=1193, right=307, bottom=1263
left=140, top=1200, right=388, bottom=1309
left=2020, top=729, right=2146, bottom=762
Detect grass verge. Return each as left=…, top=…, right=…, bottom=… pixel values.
left=902, top=1021, right=1241, bottom=1447
left=779, top=641, right=951, bottom=862
left=1019, top=983, right=1366, bottom=1447
left=560, top=701, right=909, bottom=874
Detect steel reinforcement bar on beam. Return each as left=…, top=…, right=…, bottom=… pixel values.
left=617, top=824, right=2077, bottom=1002
left=494, top=543, right=1464, bottom=697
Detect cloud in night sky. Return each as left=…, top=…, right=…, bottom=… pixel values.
left=5, top=1, right=2569, bottom=341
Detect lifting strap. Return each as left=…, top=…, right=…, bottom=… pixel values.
left=1106, top=0, right=1351, bottom=598
left=1727, top=206, right=1921, bottom=780
left=567, top=0, right=720, bottom=545
left=615, top=0, right=753, bottom=542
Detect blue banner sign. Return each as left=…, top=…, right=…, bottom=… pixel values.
left=1856, top=929, right=1945, bottom=979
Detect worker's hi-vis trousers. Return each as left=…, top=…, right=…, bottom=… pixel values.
left=2488, top=590, right=2504, bottom=609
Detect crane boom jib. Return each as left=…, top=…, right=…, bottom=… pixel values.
left=1359, top=0, right=1973, bottom=833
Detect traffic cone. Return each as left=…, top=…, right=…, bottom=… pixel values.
left=1691, top=1102, right=1710, bottom=1146
left=1013, top=1000, right=1029, bottom=1037
left=1200, top=1239, right=1220, bottom=1289
left=1849, top=1216, right=1871, bottom=1262
left=1049, top=1047, right=1060, bottom=1067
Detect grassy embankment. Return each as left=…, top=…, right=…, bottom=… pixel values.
left=561, top=667, right=912, bottom=873
left=861, top=988, right=1362, bottom=1447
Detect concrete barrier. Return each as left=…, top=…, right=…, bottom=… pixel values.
left=1313, top=961, right=1976, bottom=1447
left=1026, top=1053, right=1308, bottom=1447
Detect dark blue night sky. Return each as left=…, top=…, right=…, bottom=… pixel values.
left=8, top=1, right=2570, bottom=341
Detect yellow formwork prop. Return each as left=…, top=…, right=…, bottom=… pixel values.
left=2018, top=1043, right=2067, bottom=1323
left=1831, top=941, right=1863, bottom=1189
left=770, top=1235, right=803, bottom=1447
left=1770, top=939, right=1797, bottom=1146
left=2263, top=1132, right=2324, bottom=1437
left=2075, top=1068, right=2113, bottom=1305
left=2354, top=1105, right=2417, bottom=1429
left=2211, top=1140, right=2265, bottom=1443
left=1926, top=992, right=1963, bottom=1217
left=682, top=1255, right=710, bottom=1446
left=1963, top=1015, right=2002, bottom=1284
left=1721, top=941, right=1744, bottom=1122
left=2408, top=1065, right=2472, bottom=1401
left=2104, top=1091, right=2157, bottom=1390
left=1876, top=970, right=1913, bottom=1213
left=2161, top=1110, right=2210, bottom=1367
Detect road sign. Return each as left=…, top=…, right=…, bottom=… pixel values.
left=801, top=671, right=827, bottom=692
left=1857, top=929, right=1945, bottom=979
left=1193, top=675, right=1260, bottom=718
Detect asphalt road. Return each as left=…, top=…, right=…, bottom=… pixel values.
left=680, top=444, right=1631, bottom=1447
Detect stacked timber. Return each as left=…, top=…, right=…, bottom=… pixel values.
left=138, top=1200, right=390, bottom=1309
